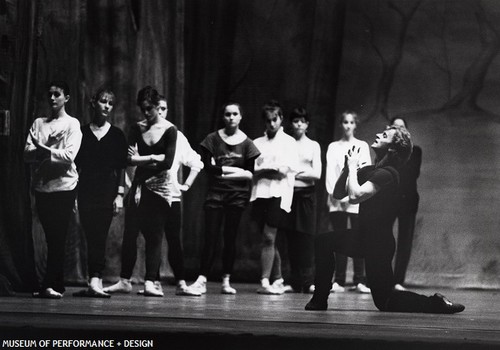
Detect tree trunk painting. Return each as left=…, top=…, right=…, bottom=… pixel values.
left=438, top=4, right=500, bottom=114
left=363, top=0, right=422, bottom=121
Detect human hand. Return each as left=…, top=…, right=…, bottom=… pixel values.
left=179, top=184, right=190, bottom=192
left=29, top=129, right=41, bottom=148
left=113, top=195, right=123, bottom=215
left=150, top=154, right=163, bottom=162
left=346, top=146, right=361, bottom=170
left=128, top=145, right=138, bottom=157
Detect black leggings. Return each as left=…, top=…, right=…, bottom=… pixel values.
left=35, top=189, right=77, bottom=293
left=393, top=210, right=417, bottom=285
left=200, top=207, right=244, bottom=276
left=283, top=229, right=314, bottom=290
left=121, top=188, right=184, bottom=281
left=330, top=212, right=366, bottom=285
left=313, top=227, right=435, bottom=313
left=79, top=207, right=113, bottom=278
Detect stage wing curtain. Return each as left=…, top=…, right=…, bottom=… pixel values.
left=182, top=0, right=346, bottom=280
left=2, top=0, right=345, bottom=289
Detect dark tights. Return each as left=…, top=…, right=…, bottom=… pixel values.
left=120, top=188, right=184, bottom=281
left=79, top=207, right=113, bottom=278
left=312, top=227, right=435, bottom=313
left=330, top=212, right=366, bottom=285
left=393, top=210, right=417, bottom=285
left=200, top=207, right=243, bottom=276
left=35, top=189, right=77, bottom=293
left=283, top=229, right=313, bottom=290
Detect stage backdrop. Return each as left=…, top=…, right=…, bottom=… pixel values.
left=1, top=0, right=499, bottom=291
left=335, top=0, right=500, bottom=288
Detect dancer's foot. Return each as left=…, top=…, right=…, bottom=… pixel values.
left=394, top=284, right=407, bottom=291
left=221, top=284, right=237, bottom=294
left=350, top=283, right=371, bottom=294
left=103, top=279, right=132, bottom=294
left=431, top=293, right=465, bottom=314
left=257, top=278, right=283, bottom=295
left=221, top=274, right=237, bottom=294
left=271, top=278, right=294, bottom=293
left=137, top=280, right=162, bottom=295
left=257, top=284, right=283, bottom=295
left=330, top=282, right=345, bottom=293
left=305, top=297, right=327, bottom=311
left=33, top=288, right=63, bottom=299
left=189, top=277, right=207, bottom=295
left=144, top=280, right=163, bottom=297
left=73, top=287, right=110, bottom=298
left=176, top=284, right=202, bottom=296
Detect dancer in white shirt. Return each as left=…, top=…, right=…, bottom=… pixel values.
left=250, top=100, right=299, bottom=294
left=281, top=107, right=321, bottom=293
left=325, top=111, right=371, bottom=293
left=24, top=81, right=82, bottom=299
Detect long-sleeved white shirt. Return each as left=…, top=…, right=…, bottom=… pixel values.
left=251, top=127, right=299, bottom=212
left=325, top=138, right=371, bottom=213
left=24, top=115, right=82, bottom=192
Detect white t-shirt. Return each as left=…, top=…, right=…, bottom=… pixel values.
left=294, top=135, right=321, bottom=188
left=250, top=128, right=299, bottom=212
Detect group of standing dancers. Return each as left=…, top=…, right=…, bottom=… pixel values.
left=24, top=81, right=464, bottom=314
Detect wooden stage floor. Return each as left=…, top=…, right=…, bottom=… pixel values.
left=0, top=283, right=499, bottom=350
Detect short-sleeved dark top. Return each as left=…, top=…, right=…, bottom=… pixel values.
left=397, top=145, right=422, bottom=211
left=358, top=165, right=400, bottom=229
left=200, top=131, right=260, bottom=192
left=76, top=124, right=127, bottom=209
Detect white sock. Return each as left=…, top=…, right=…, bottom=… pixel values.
left=90, top=277, right=100, bottom=289
left=178, top=280, right=187, bottom=288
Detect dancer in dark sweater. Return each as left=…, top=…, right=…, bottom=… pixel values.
left=74, top=87, right=127, bottom=298
left=390, top=117, right=422, bottom=291
left=306, top=125, right=464, bottom=314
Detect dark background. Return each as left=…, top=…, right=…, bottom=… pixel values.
left=0, top=0, right=498, bottom=291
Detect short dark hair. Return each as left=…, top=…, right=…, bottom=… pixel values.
left=261, top=100, right=283, bottom=120
left=48, top=81, right=70, bottom=96
left=389, top=116, right=408, bottom=128
left=289, top=107, right=309, bottom=123
left=221, top=102, right=242, bottom=117
left=136, top=86, right=161, bottom=107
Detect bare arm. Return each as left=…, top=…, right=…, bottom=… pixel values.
left=295, top=142, right=322, bottom=181
left=179, top=168, right=201, bottom=192
left=128, top=145, right=163, bottom=167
